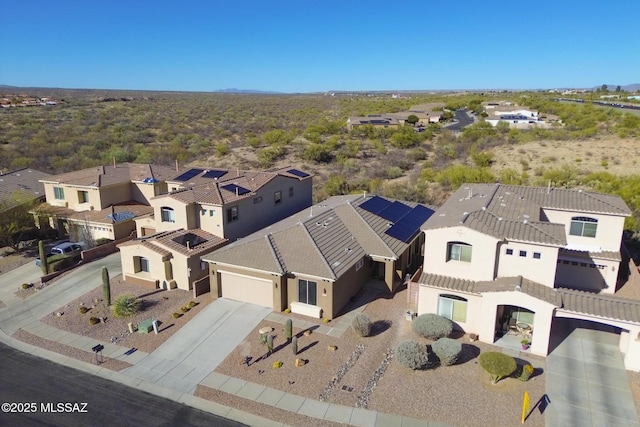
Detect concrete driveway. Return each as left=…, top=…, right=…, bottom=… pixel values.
left=545, top=318, right=639, bottom=427
left=122, top=298, right=271, bottom=394
left=0, top=261, right=43, bottom=306
left=0, top=253, right=122, bottom=335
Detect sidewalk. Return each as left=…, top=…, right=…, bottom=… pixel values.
left=0, top=257, right=451, bottom=427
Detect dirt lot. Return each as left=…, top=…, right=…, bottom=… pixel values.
left=492, top=136, right=639, bottom=177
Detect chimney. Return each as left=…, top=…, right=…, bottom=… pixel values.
left=113, top=156, right=116, bottom=168
left=547, top=179, right=551, bottom=194
left=111, top=205, right=116, bottom=224
left=186, top=241, right=191, bottom=251
left=175, top=159, right=179, bottom=172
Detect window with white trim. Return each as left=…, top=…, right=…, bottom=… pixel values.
left=160, top=207, right=175, bottom=223
left=54, top=187, right=65, bottom=200
left=298, top=279, right=317, bottom=305
left=570, top=216, right=597, bottom=238
left=438, top=294, right=467, bottom=323
left=447, top=242, right=472, bottom=262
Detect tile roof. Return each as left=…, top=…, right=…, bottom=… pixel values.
left=118, top=228, right=227, bottom=258
left=423, top=183, right=630, bottom=245
left=203, top=195, right=434, bottom=280
left=557, top=288, right=640, bottom=323
left=418, top=273, right=640, bottom=324
left=0, top=168, right=50, bottom=210
left=39, top=201, right=153, bottom=225
left=42, top=163, right=180, bottom=187
left=559, top=248, right=622, bottom=262
left=156, top=166, right=311, bottom=206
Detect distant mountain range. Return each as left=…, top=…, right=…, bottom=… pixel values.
left=215, top=88, right=283, bottom=94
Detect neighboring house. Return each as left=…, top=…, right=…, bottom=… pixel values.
left=346, top=116, right=400, bottom=131
left=483, top=102, right=557, bottom=128
left=414, top=183, right=640, bottom=371
left=37, top=163, right=179, bottom=242
left=202, top=194, right=434, bottom=319
left=118, top=167, right=313, bottom=291
left=0, top=168, right=50, bottom=211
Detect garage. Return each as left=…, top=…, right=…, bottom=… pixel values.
left=219, top=271, right=274, bottom=308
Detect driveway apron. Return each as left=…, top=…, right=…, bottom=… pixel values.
left=545, top=319, right=639, bottom=427
left=122, top=298, right=270, bottom=394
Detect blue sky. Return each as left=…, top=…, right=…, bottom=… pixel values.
left=1, top=0, right=639, bottom=92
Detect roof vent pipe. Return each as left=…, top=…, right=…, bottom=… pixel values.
left=547, top=179, right=551, bottom=194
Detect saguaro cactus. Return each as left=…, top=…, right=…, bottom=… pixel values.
left=38, top=240, right=48, bottom=274
left=292, top=336, right=298, bottom=355
left=285, top=318, right=293, bottom=342
left=102, top=267, right=111, bottom=306
left=267, top=335, right=274, bottom=354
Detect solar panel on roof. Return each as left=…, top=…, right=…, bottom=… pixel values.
left=378, top=201, right=412, bottom=222
left=174, top=168, right=204, bottom=182
left=287, top=168, right=310, bottom=178
left=221, top=183, right=250, bottom=195
left=202, top=169, right=227, bottom=179
left=385, top=205, right=434, bottom=243
left=107, top=211, right=136, bottom=223
left=359, top=196, right=392, bottom=215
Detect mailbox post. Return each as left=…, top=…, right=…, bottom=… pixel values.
left=92, top=344, right=105, bottom=365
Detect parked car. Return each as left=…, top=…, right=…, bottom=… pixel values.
left=35, top=242, right=83, bottom=266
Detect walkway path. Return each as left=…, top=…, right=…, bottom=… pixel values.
left=545, top=319, right=640, bottom=427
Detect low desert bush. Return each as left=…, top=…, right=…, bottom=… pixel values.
left=352, top=313, right=372, bottom=337
left=478, top=351, right=517, bottom=384
left=21, top=283, right=31, bottom=290
left=180, top=306, right=190, bottom=313
left=79, top=306, right=89, bottom=314
left=112, top=294, right=141, bottom=318
left=412, top=313, right=453, bottom=340
left=273, top=361, right=283, bottom=369
left=396, top=340, right=430, bottom=370
left=187, top=301, right=197, bottom=308
left=518, top=363, right=534, bottom=381
left=89, top=317, right=100, bottom=325
left=432, top=337, right=462, bottom=366
left=172, top=312, right=182, bottom=319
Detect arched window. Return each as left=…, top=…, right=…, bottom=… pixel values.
left=570, top=216, right=597, bottom=238
left=438, top=294, right=468, bottom=322
left=160, top=207, right=175, bottom=223
left=447, top=242, right=472, bottom=262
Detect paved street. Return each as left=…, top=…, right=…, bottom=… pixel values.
left=0, top=342, right=246, bottom=427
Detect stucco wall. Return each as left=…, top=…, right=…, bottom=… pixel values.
left=151, top=197, right=191, bottom=233
left=423, top=227, right=499, bottom=281
left=417, top=285, right=482, bottom=333
left=497, top=242, right=559, bottom=287
left=99, top=183, right=133, bottom=210
left=543, top=208, right=625, bottom=252
left=555, top=257, right=616, bottom=292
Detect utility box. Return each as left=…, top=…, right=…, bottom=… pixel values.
left=138, top=319, right=154, bottom=334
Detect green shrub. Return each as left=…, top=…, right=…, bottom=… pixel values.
left=412, top=313, right=453, bottom=340
left=112, top=294, right=141, bottom=318
left=478, top=351, right=517, bottom=384
left=432, top=337, right=462, bottom=366
left=89, top=317, right=100, bottom=325
left=352, top=313, right=372, bottom=337
left=187, top=301, right=197, bottom=308
left=79, top=306, right=89, bottom=314
left=180, top=306, right=190, bottom=313
left=21, top=283, right=31, bottom=290
left=95, top=238, right=113, bottom=246
left=518, top=363, right=534, bottom=381
left=273, top=361, right=283, bottom=368
left=396, top=340, right=430, bottom=370
left=172, top=312, right=182, bottom=319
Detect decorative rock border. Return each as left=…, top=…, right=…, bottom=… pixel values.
left=355, top=348, right=394, bottom=409
left=319, top=343, right=366, bottom=401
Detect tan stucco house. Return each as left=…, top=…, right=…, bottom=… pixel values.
left=118, top=167, right=313, bottom=291
left=202, top=194, right=433, bottom=319
left=36, top=163, right=179, bottom=242
left=414, top=183, right=640, bottom=371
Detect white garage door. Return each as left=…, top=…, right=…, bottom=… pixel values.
left=219, top=271, right=273, bottom=308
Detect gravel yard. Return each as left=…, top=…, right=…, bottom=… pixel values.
left=209, top=286, right=547, bottom=427
left=38, top=275, right=211, bottom=354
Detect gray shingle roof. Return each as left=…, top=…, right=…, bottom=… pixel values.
left=203, top=195, right=434, bottom=280
left=423, top=183, right=630, bottom=245
left=0, top=168, right=50, bottom=210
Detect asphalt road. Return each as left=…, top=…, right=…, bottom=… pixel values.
left=0, top=342, right=246, bottom=427
left=445, top=108, right=474, bottom=132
